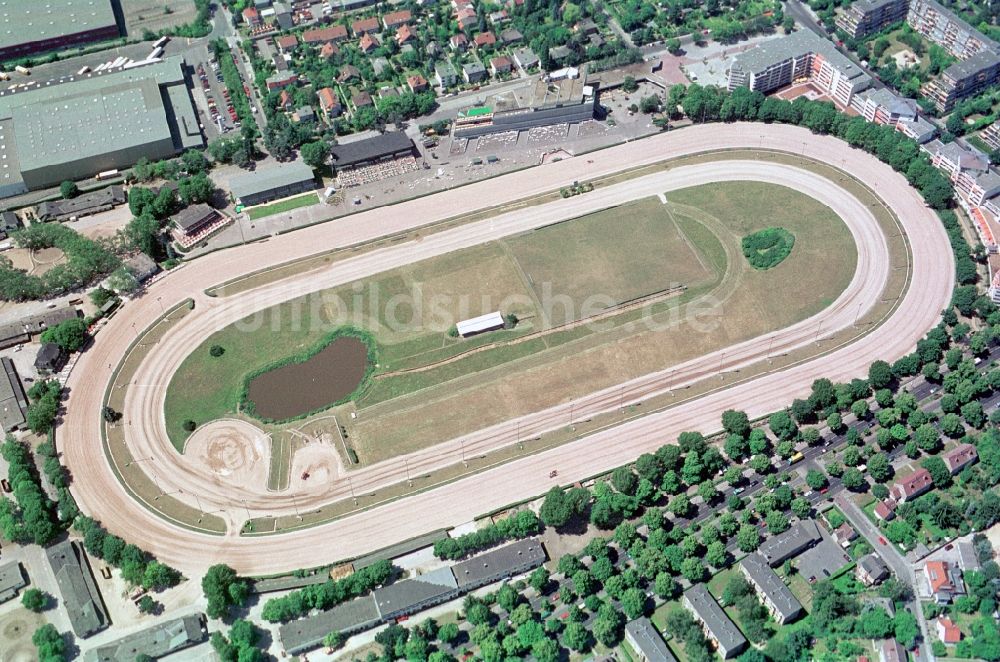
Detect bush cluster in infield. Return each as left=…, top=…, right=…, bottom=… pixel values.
left=741, top=227, right=795, bottom=270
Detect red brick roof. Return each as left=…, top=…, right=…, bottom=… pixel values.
left=318, top=87, right=339, bottom=111
left=319, top=42, right=339, bottom=58
left=407, top=74, right=427, bottom=91
left=382, top=10, right=412, bottom=28
left=275, top=34, right=298, bottom=50
left=942, top=443, right=978, bottom=474
left=359, top=32, right=378, bottom=52
left=926, top=561, right=955, bottom=594
left=937, top=617, right=961, bottom=643
left=303, top=25, right=348, bottom=43
left=874, top=500, right=896, bottom=520
left=474, top=31, right=497, bottom=47
left=892, top=468, right=933, bottom=500
left=396, top=24, right=415, bottom=44
left=352, top=17, right=380, bottom=35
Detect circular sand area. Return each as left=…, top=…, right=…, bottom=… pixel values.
left=183, top=419, right=270, bottom=488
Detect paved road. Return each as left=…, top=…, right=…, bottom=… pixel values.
left=836, top=495, right=933, bottom=662
left=60, top=124, right=954, bottom=574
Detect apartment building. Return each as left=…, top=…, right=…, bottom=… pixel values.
left=855, top=87, right=918, bottom=125
left=682, top=585, right=748, bottom=659
left=922, top=50, right=1000, bottom=111
left=739, top=554, right=804, bottom=625
left=836, top=0, right=909, bottom=39
left=727, top=30, right=872, bottom=107
left=907, top=0, right=995, bottom=60
left=928, top=140, right=1000, bottom=205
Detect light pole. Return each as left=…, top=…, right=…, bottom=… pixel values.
left=347, top=476, right=358, bottom=506
left=461, top=439, right=467, bottom=468
left=290, top=493, right=303, bottom=521
left=198, top=508, right=226, bottom=525
left=125, top=455, right=153, bottom=468
left=405, top=459, right=412, bottom=487
left=241, top=498, right=252, bottom=522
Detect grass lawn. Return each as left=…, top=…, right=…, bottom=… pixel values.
left=246, top=192, right=320, bottom=219
left=785, top=572, right=816, bottom=613
left=650, top=601, right=694, bottom=662
left=165, top=181, right=856, bottom=460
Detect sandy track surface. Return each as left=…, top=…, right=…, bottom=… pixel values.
left=61, top=124, right=953, bottom=574
left=182, top=419, right=270, bottom=490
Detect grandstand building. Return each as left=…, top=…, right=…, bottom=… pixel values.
left=0, top=0, right=120, bottom=61
left=726, top=29, right=872, bottom=108
left=0, top=56, right=203, bottom=198
left=452, top=77, right=597, bottom=139
left=836, top=0, right=909, bottom=40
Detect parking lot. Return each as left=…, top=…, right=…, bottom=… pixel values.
left=189, top=47, right=242, bottom=140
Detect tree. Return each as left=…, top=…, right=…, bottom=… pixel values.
left=681, top=556, right=705, bottom=583
left=39, top=317, right=88, bottom=352
left=750, top=453, right=772, bottom=474
left=622, top=76, right=638, bottom=93
left=563, top=620, right=591, bottom=652
left=842, top=468, right=865, bottom=491
left=32, top=624, right=66, bottom=662
left=860, top=607, right=895, bottom=638
left=177, top=173, right=215, bottom=205
left=737, top=524, right=760, bottom=552
left=769, top=410, right=798, bottom=440
left=791, top=497, right=812, bottom=519
left=639, top=95, right=661, bottom=114
left=869, top=360, right=893, bottom=389
left=922, top=456, right=951, bottom=488
left=202, top=564, right=247, bottom=620
left=894, top=610, right=920, bottom=647
left=868, top=453, right=892, bottom=482
left=940, top=412, right=966, bottom=438
left=719, top=410, right=751, bottom=439
left=706, top=540, right=728, bottom=568
left=612, top=466, right=638, bottom=495
left=300, top=140, right=330, bottom=169
left=21, top=588, right=47, bottom=612
left=59, top=181, right=78, bottom=199
left=137, top=594, right=157, bottom=614
left=766, top=510, right=790, bottom=533
left=621, top=587, right=648, bottom=619
left=806, top=469, right=828, bottom=490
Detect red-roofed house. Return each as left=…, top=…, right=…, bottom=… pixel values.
left=943, top=443, right=978, bottom=475
left=936, top=617, right=961, bottom=644
left=275, top=34, right=298, bottom=53
left=303, top=25, right=349, bottom=44
left=382, top=10, right=412, bottom=29
left=890, top=468, right=933, bottom=503
left=396, top=24, right=416, bottom=45
left=242, top=6, right=261, bottom=26
left=490, top=55, right=512, bottom=76
left=406, top=74, right=428, bottom=93
left=318, top=87, right=342, bottom=120
left=359, top=32, right=378, bottom=54
left=319, top=42, right=339, bottom=59
left=874, top=500, right=896, bottom=521
left=278, top=89, right=293, bottom=110
left=456, top=6, right=477, bottom=30
left=450, top=33, right=468, bottom=51
left=925, top=561, right=965, bottom=604
left=352, top=17, right=380, bottom=35
left=474, top=31, right=497, bottom=48
left=834, top=523, right=857, bottom=548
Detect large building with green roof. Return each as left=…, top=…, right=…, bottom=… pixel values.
left=0, top=56, right=203, bottom=198
left=0, top=0, right=120, bottom=60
